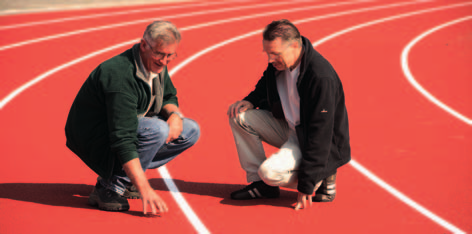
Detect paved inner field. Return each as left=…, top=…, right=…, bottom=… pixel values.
left=0, top=0, right=471, bottom=233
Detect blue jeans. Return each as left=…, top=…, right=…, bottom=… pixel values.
left=100, top=116, right=200, bottom=195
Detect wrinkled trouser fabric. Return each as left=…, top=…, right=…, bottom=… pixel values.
left=229, top=109, right=321, bottom=190
left=101, top=116, right=200, bottom=195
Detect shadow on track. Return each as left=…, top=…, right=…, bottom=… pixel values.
left=0, top=183, right=167, bottom=217
left=0, top=183, right=94, bottom=209
left=149, top=178, right=298, bottom=209
left=0, top=180, right=298, bottom=211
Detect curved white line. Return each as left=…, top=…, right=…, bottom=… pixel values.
left=0, top=39, right=137, bottom=110
left=169, top=3, right=469, bottom=234
left=0, top=1, right=465, bottom=233
left=0, top=0, right=205, bottom=16
left=172, top=0, right=431, bottom=75
left=0, top=0, right=248, bottom=30
left=311, top=4, right=471, bottom=234
left=0, top=0, right=370, bottom=110
left=401, top=16, right=472, bottom=125
left=0, top=0, right=320, bottom=52
left=313, top=3, right=472, bottom=47
left=0, top=2, right=378, bottom=233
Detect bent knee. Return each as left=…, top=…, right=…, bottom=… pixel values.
left=137, top=118, right=169, bottom=139
left=182, top=118, right=201, bottom=143
left=258, top=163, right=284, bottom=187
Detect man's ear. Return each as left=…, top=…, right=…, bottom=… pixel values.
left=140, top=38, right=146, bottom=51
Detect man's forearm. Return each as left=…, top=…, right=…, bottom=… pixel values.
left=123, top=158, right=152, bottom=192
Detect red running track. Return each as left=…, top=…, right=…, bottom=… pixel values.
left=0, top=0, right=470, bottom=233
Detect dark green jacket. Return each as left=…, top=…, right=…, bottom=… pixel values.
left=65, top=44, right=178, bottom=179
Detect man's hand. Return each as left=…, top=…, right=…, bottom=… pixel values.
left=123, top=158, right=169, bottom=215
left=294, top=192, right=313, bottom=210
left=166, top=113, right=183, bottom=143
left=227, top=100, right=254, bottom=118
left=140, top=186, right=169, bottom=215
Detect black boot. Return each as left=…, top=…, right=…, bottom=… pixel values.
left=231, top=181, right=280, bottom=200
left=88, top=182, right=130, bottom=211
left=313, top=173, right=336, bottom=202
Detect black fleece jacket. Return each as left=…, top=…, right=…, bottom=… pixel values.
left=243, top=36, right=351, bottom=195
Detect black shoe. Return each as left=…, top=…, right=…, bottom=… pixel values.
left=313, top=173, right=336, bottom=202
left=123, top=184, right=140, bottom=199
left=88, top=182, right=130, bottom=211
left=231, top=181, right=280, bottom=200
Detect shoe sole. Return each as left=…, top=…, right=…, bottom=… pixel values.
left=312, top=194, right=335, bottom=202
left=231, top=194, right=280, bottom=200
left=123, top=189, right=140, bottom=199
left=88, top=192, right=130, bottom=211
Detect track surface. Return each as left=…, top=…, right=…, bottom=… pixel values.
left=0, top=0, right=471, bottom=233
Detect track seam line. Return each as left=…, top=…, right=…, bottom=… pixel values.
left=0, top=2, right=367, bottom=233
left=0, top=0, right=369, bottom=108
left=2, top=1, right=464, bottom=233
left=0, top=0, right=194, bottom=16
left=401, top=15, right=472, bottom=125
left=0, top=0, right=321, bottom=51
left=165, top=2, right=470, bottom=233
left=0, top=0, right=250, bottom=30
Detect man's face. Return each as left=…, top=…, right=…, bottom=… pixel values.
left=140, top=38, right=178, bottom=74
left=263, top=38, right=297, bottom=71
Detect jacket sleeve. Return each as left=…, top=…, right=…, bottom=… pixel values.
left=105, top=90, right=140, bottom=165
left=297, top=76, right=337, bottom=195
left=162, top=67, right=179, bottom=107
left=243, top=66, right=271, bottom=108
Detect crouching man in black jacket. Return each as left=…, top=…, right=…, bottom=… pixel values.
left=227, top=19, right=351, bottom=210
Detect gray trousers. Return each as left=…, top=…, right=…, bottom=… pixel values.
left=229, top=109, right=321, bottom=190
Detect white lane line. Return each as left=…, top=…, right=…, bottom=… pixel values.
left=350, top=160, right=466, bottom=234
left=159, top=166, right=210, bottom=234
left=171, top=1, right=372, bottom=35
left=0, top=2, right=365, bottom=233
left=0, top=0, right=320, bottom=51
left=401, top=16, right=472, bottom=125
left=0, top=0, right=249, bottom=30
left=0, top=1, right=459, bottom=233
left=311, top=5, right=471, bottom=234
left=0, top=0, right=369, bottom=109
left=0, top=0, right=193, bottom=16
left=165, top=2, right=471, bottom=234
left=311, top=4, right=471, bottom=234
left=171, top=0, right=427, bottom=75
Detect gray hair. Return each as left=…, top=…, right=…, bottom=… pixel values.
left=143, top=21, right=181, bottom=45
left=263, top=19, right=301, bottom=45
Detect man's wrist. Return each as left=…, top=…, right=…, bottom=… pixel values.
left=169, top=111, right=184, bottom=120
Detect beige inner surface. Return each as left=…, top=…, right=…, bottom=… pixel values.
left=0, top=0, right=194, bottom=15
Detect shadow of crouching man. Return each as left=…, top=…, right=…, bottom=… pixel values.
left=149, top=178, right=298, bottom=209
left=0, top=183, right=94, bottom=209
left=0, top=179, right=298, bottom=212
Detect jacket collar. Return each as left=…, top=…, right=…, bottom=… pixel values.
left=297, top=36, right=313, bottom=87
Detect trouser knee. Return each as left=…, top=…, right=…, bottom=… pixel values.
left=137, top=117, right=169, bottom=145
left=181, top=118, right=201, bottom=146
left=258, top=162, right=287, bottom=187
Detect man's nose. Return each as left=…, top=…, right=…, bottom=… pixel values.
left=159, top=57, right=169, bottom=65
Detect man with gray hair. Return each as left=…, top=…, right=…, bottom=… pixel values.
left=228, top=19, right=350, bottom=210
left=65, top=21, right=200, bottom=214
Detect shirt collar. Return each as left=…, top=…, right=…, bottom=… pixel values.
left=132, top=43, right=158, bottom=82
